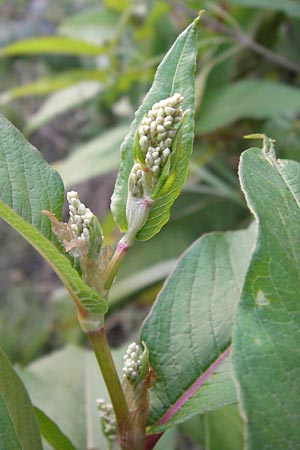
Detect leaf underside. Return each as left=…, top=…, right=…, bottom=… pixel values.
left=141, top=224, right=256, bottom=433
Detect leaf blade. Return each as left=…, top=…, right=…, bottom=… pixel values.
left=141, top=225, right=256, bottom=432
left=111, top=18, right=199, bottom=240
left=0, top=347, right=42, bottom=450
left=34, top=407, right=78, bottom=450
left=0, top=200, right=107, bottom=315
left=0, top=114, right=64, bottom=240
left=232, top=147, right=300, bottom=449
left=0, top=36, right=105, bottom=56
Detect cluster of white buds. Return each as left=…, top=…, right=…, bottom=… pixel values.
left=96, top=399, right=117, bottom=442
left=67, top=191, right=94, bottom=243
left=123, top=342, right=143, bottom=382
left=128, top=163, right=145, bottom=198
left=138, top=92, right=183, bottom=178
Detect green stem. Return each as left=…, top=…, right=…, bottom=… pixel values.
left=104, top=234, right=134, bottom=291
left=87, top=327, right=131, bottom=445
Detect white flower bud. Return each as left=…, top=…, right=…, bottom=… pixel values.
left=123, top=342, right=143, bottom=382
left=96, top=399, right=117, bottom=442
left=165, top=106, right=175, bottom=115
left=156, top=124, right=165, bottom=133
left=67, top=191, right=95, bottom=246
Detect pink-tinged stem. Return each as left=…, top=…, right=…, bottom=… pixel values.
left=104, top=240, right=130, bottom=291
left=144, top=345, right=232, bottom=450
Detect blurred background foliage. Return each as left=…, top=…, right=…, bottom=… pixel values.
left=0, top=0, right=300, bottom=448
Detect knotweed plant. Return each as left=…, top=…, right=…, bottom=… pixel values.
left=0, top=15, right=217, bottom=450
left=0, top=10, right=296, bottom=450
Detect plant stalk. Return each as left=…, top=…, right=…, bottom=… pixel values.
left=104, top=234, right=134, bottom=291
left=87, top=327, right=131, bottom=447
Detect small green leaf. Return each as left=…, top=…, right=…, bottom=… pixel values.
left=111, top=17, right=199, bottom=240
left=0, top=69, right=107, bottom=104
left=196, top=80, right=300, bottom=134
left=0, top=114, right=64, bottom=241
left=0, top=36, right=105, bottom=56
left=141, top=224, right=256, bottom=432
left=0, top=347, right=42, bottom=450
left=232, top=146, right=300, bottom=449
left=34, top=407, right=78, bottom=450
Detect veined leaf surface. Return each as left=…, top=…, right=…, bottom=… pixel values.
left=0, top=115, right=106, bottom=315
left=0, top=114, right=64, bottom=240
left=232, top=146, right=300, bottom=449
left=111, top=17, right=199, bottom=240
left=141, top=225, right=256, bottom=434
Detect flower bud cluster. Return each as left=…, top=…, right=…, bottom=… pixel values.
left=123, top=342, right=142, bottom=382
left=138, top=92, right=183, bottom=178
left=96, top=399, right=117, bottom=441
left=67, top=191, right=94, bottom=243
left=128, top=163, right=145, bottom=198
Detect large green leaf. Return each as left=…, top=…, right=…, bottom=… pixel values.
left=55, top=124, right=129, bottom=188
left=17, top=345, right=125, bottom=450
left=0, top=114, right=64, bottom=240
left=232, top=145, right=300, bottom=449
left=0, top=348, right=42, bottom=450
left=0, top=36, right=105, bottom=56
left=141, top=224, right=256, bottom=433
left=111, top=17, right=199, bottom=240
left=0, top=115, right=106, bottom=315
left=196, top=80, right=300, bottom=134
left=226, top=0, right=300, bottom=17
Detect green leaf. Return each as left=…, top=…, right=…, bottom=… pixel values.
left=0, top=114, right=64, bottom=240
left=54, top=124, right=129, bottom=188
left=141, top=224, right=256, bottom=433
left=0, top=69, right=107, bottom=104
left=26, top=82, right=103, bottom=134
left=0, top=115, right=106, bottom=315
left=0, top=347, right=42, bottom=450
left=0, top=36, right=105, bottom=56
left=111, top=17, right=199, bottom=240
left=0, top=201, right=107, bottom=315
left=58, top=7, right=119, bottom=45
left=196, top=80, right=300, bottom=134
left=226, top=0, right=300, bottom=18
left=17, top=345, right=125, bottom=450
left=232, top=146, right=300, bottom=449
left=34, top=407, right=78, bottom=450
